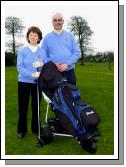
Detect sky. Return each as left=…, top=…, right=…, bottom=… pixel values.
left=4, top=1, right=118, bottom=53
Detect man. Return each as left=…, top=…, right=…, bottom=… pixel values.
left=42, top=13, right=80, bottom=85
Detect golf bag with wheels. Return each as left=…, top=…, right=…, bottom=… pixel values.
left=38, top=61, right=101, bottom=153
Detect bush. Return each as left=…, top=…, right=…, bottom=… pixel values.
left=5, top=52, right=16, bottom=66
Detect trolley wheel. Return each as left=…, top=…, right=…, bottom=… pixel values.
left=90, top=141, right=97, bottom=153
left=48, top=118, right=65, bottom=133
left=36, top=138, right=44, bottom=147
left=40, top=126, right=53, bottom=144
left=81, top=140, right=97, bottom=153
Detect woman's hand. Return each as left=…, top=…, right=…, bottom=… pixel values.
left=32, top=72, right=40, bottom=78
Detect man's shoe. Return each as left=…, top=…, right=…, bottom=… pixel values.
left=32, top=131, right=38, bottom=135
left=17, top=133, right=25, bottom=139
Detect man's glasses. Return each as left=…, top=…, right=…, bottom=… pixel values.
left=53, top=19, right=63, bottom=22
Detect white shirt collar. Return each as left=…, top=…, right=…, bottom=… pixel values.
left=28, top=44, right=38, bottom=53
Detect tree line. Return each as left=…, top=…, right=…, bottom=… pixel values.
left=5, top=16, right=114, bottom=69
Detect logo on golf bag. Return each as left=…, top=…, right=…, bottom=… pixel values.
left=85, top=110, right=95, bottom=116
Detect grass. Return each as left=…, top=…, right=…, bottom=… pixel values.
left=5, top=62, right=114, bottom=155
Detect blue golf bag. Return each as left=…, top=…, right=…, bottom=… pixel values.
left=38, top=61, right=100, bottom=153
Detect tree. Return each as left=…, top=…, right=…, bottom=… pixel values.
left=105, top=51, right=114, bottom=70
left=68, top=16, right=93, bottom=65
left=5, top=40, right=24, bottom=54
left=5, top=16, right=25, bottom=56
left=5, top=52, right=15, bottom=66
left=95, top=52, right=105, bottom=62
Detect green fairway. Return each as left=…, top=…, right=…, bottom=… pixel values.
left=5, top=62, right=114, bottom=155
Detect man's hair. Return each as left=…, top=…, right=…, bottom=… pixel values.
left=26, top=26, right=42, bottom=44
left=52, top=13, right=64, bottom=20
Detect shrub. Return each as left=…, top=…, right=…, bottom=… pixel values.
left=5, top=52, right=16, bottom=66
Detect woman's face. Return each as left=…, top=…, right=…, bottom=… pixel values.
left=28, top=31, right=39, bottom=45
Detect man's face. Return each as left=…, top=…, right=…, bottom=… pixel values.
left=52, top=15, right=64, bottom=30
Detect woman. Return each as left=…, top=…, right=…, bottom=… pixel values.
left=17, top=26, right=46, bottom=139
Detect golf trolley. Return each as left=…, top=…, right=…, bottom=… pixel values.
left=36, top=89, right=98, bottom=153
left=35, top=62, right=100, bottom=153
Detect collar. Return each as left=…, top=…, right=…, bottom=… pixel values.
left=53, top=29, right=63, bottom=35
left=28, top=44, right=38, bottom=53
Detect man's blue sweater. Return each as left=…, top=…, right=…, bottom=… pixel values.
left=42, top=30, right=81, bottom=70
left=17, top=46, right=47, bottom=83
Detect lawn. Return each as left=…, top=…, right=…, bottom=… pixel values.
left=5, top=62, right=114, bottom=155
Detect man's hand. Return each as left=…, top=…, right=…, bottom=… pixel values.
left=55, top=63, right=68, bottom=72
left=32, top=72, right=40, bottom=78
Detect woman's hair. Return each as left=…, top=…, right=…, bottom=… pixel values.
left=26, top=26, right=42, bottom=44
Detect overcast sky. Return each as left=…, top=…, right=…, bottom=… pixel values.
left=4, top=1, right=118, bottom=53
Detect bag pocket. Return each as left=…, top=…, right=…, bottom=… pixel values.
left=65, top=83, right=80, bottom=100
left=80, top=107, right=100, bottom=128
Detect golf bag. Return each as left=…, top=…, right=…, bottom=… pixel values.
left=38, top=61, right=100, bottom=152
